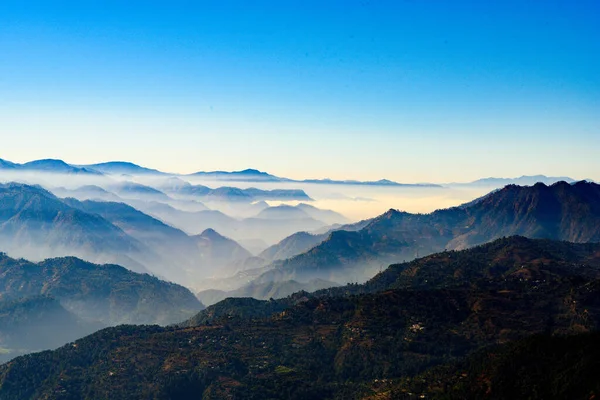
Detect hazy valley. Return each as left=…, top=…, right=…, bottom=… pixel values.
left=1, top=157, right=600, bottom=396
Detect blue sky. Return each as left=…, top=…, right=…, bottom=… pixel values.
left=1, top=0, right=599, bottom=182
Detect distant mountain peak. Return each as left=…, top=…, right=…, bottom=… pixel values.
left=200, top=228, right=222, bottom=238
left=363, top=208, right=405, bottom=227
left=0, top=158, right=102, bottom=175
left=382, top=208, right=402, bottom=217
left=189, top=169, right=282, bottom=182
left=22, top=159, right=101, bottom=175
left=238, top=168, right=267, bottom=175
left=83, top=161, right=164, bottom=175
left=573, top=179, right=595, bottom=187
left=550, top=180, right=571, bottom=187
left=24, top=158, right=68, bottom=165
left=198, top=228, right=243, bottom=245
left=98, top=161, right=139, bottom=167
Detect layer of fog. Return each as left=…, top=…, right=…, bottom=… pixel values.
left=0, top=169, right=497, bottom=292
left=0, top=169, right=493, bottom=222
left=182, top=177, right=492, bottom=221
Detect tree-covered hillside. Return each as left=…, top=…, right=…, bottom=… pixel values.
left=1, top=237, right=600, bottom=399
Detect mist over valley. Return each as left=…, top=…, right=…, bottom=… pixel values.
left=1, top=1, right=598, bottom=396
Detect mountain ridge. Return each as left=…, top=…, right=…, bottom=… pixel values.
left=0, top=158, right=102, bottom=175
left=250, top=180, right=600, bottom=285
left=4, top=158, right=590, bottom=188
left=0, top=183, right=152, bottom=274
left=81, top=161, right=166, bottom=175
left=0, top=253, right=204, bottom=326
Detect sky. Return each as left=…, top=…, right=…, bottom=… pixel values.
left=1, top=0, right=599, bottom=182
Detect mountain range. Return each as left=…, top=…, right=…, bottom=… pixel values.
left=258, top=217, right=371, bottom=262
left=188, top=168, right=442, bottom=187
left=0, top=158, right=439, bottom=186
left=2, top=158, right=599, bottom=398
left=6, top=177, right=600, bottom=295
left=156, top=177, right=313, bottom=202
left=190, top=235, right=600, bottom=324
left=0, top=159, right=101, bottom=175
left=232, top=180, right=600, bottom=288
left=47, top=182, right=331, bottom=245
left=61, top=198, right=201, bottom=280
left=63, top=197, right=271, bottom=281
left=2, top=158, right=592, bottom=189
left=128, top=199, right=332, bottom=246
left=192, top=217, right=374, bottom=292
left=2, top=237, right=599, bottom=399
left=0, top=183, right=264, bottom=285
left=0, top=183, right=151, bottom=274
